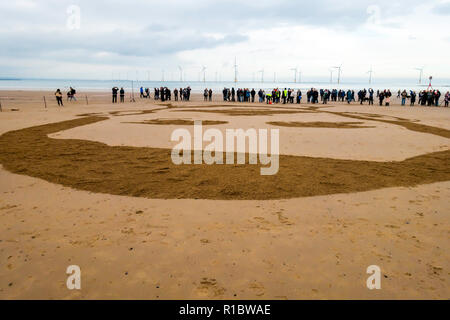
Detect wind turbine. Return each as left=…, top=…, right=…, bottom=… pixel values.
left=298, top=70, right=302, bottom=83
left=258, top=69, right=264, bottom=83
left=415, top=67, right=424, bottom=85
left=201, top=66, right=207, bottom=83
left=178, top=66, right=183, bottom=82
left=329, top=68, right=334, bottom=84
left=367, top=66, right=373, bottom=84
left=290, top=67, right=298, bottom=83
left=233, top=57, right=238, bottom=84
left=161, top=69, right=165, bottom=82
left=332, top=65, right=342, bottom=84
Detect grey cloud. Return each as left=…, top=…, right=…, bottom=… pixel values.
left=0, top=29, right=248, bottom=62
left=0, top=0, right=444, bottom=78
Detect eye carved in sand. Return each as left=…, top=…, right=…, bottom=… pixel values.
left=0, top=115, right=449, bottom=200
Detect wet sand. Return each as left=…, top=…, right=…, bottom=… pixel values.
left=0, top=90, right=449, bottom=299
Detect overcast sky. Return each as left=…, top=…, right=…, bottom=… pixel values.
left=0, top=0, right=449, bottom=82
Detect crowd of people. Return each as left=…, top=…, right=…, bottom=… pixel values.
left=396, top=89, right=447, bottom=107
left=220, top=87, right=450, bottom=107
left=55, top=86, right=449, bottom=108
left=139, top=86, right=192, bottom=102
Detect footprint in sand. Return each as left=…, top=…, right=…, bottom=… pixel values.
left=0, top=204, right=18, bottom=211
left=276, top=212, right=294, bottom=226
left=196, top=278, right=226, bottom=297
left=248, top=281, right=265, bottom=297
left=251, top=217, right=274, bottom=231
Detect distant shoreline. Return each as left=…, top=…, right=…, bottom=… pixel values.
left=0, top=79, right=449, bottom=93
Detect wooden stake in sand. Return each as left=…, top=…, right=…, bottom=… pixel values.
left=0, top=99, right=2, bottom=112
left=131, top=80, right=136, bottom=102
left=43, top=96, right=47, bottom=108
left=85, top=95, right=89, bottom=105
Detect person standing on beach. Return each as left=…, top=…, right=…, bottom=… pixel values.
left=427, top=90, right=433, bottom=106
left=266, top=92, right=272, bottom=104
left=346, top=90, right=352, bottom=104
left=417, top=91, right=422, bottom=105
left=434, top=90, right=441, bottom=106
left=444, top=92, right=449, bottom=107
left=120, top=87, right=125, bottom=103
left=112, top=87, right=119, bottom=103
left=55, top=89, right=64, bottom=107
left=160, top=87, right=165, bottom=102
left=401, top=90, right=407, bottom=106
left=410, top=91, right=416, bottom=106
left=368, top=88, right=374, bottom=105
left=296, top=90, right=302, bottom=104
left=313, top=89, right=319, bottom=104
left=208, top=89, right=213, bottom=101
left=379, top=91, right=385, bottom=106
left=323, top=90, right=329, bottom=104
left=282, top=88, right=287, bottom=104
left=69, top=87, right=77, bottom=101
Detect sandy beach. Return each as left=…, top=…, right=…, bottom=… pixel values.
left=0, top=90, right=448, bottom=299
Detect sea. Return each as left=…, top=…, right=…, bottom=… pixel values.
left=0, top=78, right=449, bottom=93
